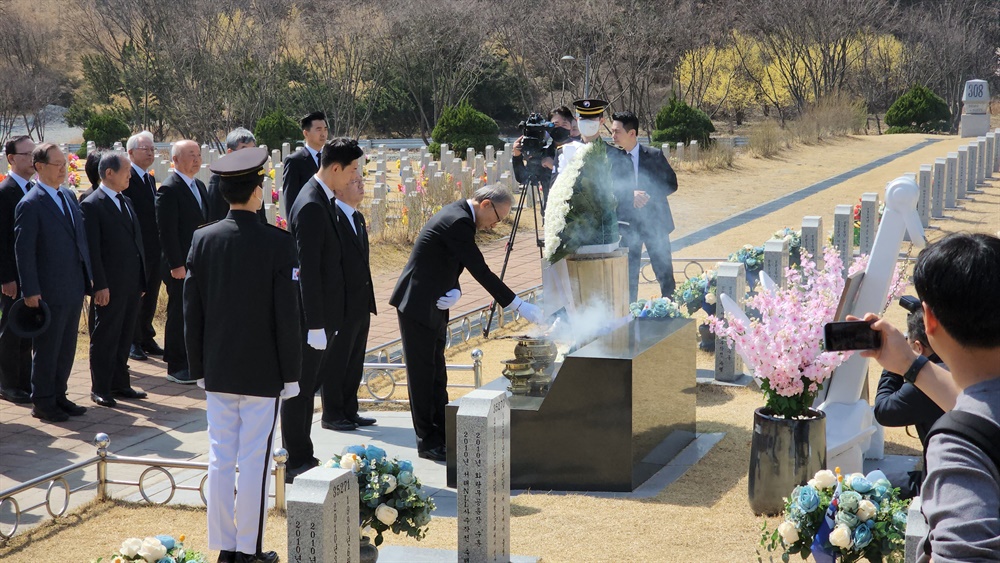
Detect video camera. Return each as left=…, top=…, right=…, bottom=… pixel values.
left=516, top=113, right=556, bottom=180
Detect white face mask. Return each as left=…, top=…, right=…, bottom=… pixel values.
left=577, top=119, right=600, bottom=137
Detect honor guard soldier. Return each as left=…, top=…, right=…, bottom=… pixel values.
left=184, top=147, right=302, bottom=563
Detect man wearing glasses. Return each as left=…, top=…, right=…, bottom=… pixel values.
left=14, top=144, right=93, bottom=422
left=0, top=135, right=36, bottom=404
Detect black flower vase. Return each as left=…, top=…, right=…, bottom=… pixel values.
left=360, top=536, right=379, bottom=563
left=748, top=407, right=827, bottom=515
left=697, top=322, right=715, bottom=352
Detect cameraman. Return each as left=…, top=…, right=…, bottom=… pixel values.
left=511, top=106, right=574, bottom=205
left=873, top=299, right=945, bottom=498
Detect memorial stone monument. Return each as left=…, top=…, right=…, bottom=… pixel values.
left=959, top=79, right=990, bottom=138
left=286, top=466, right=360, bottom=563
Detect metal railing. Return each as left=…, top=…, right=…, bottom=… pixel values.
left=0, top=433, right=289, bottom=543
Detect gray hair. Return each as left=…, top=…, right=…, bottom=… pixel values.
left=98, top=151, right=127, bottom=180
left=471, top=184, right=513, bottom=207
left=126, top=130, right=154, bottom=151
left=225, top=127, right=256, bottom=151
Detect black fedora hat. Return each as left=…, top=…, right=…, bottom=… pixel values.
left=7, top=298, right=51, bottom=338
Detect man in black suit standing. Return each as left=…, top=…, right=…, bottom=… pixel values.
left=206, top=128, right=266, bottom=223
left=155, top=139, right=207, bottom=384
left=611, top=111, right=678, bottom=301
left=123, top=131, right=163, bottom=361
left=0, top=135, right=35, bottom=404
left=281, top=138, right=364, bottom=480
left=281, top=111, right=327, bottom=211
left=390, top=186, right=544, bottom=461
left=185, top=147, right=300, bottom=563
left=81, top=152, right=148, bottom=408
left=323, top=170, right=377, bottom=431
left=14, top=144, right=93, bottom=422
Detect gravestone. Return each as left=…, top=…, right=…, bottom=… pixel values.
left=967, top=143, right=980, bottom=194
left=959, top=79, right=990, bottom=138
left=375, top=171, right=386, bottom=186
left=271, top=149, right=282, bottom=169
left=373, top=183, right=387, bottom=200
left=801, top=216, right=824, bottom=269
left=282, top=142, right=291, bottom=160
left=833, top=205, right=854, bottom=275
left=763, top=237, right=789, bottom=289
left=368, top=198, right=383, bottom=237
left=200, top=144, right=209, bottom=164
left=286, top=466, right=359, bottom=563
left=399, top=148, right=409, bottom=167
left=976, top=137, right=988, bottom=185
left=265, top=203, right=277, bottom=226
left=904, top=497, right=928, bottom=563
left=401, top=166, right=412, bottom=182
left=441, top=144, right=450, bottom=159
left=859, top=193, right=879, bottom=255
left=916, top=165, right=931, bottom=227
left=208, top=148, right=218, bottom=165
left=474, top=155, right=485, bottom=178
left=456, top=388, right=511, bottom=563
left=931, top=158, right=945, bottom=218
left=945, top=153, right=958, bottom=209
left=403, top=177, right=415, bottom=195
left=675, top=142, right=684, bottom=162
left=0, top=155, right=6, bottom=175
left=485, top=145, right=495, bottom=164
left=466, top=147, right=475, bottom=163
left=661, top=144, right=670, bottom=161
left=690, top=140, right=699, bottom=162
left=273, top=164, right=284, bottom=204
left=421, top=152, right=431, bottom=170
left=486, top=163, right=497, bottom=185
left=957, top=146, right=969, bottom=199
left=986, top=133, right=996, bottom=178
left=376, top=158, right=386, bottom=173
left=715, top=262, right=746, bottom=383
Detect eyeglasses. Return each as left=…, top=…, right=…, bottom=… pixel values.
left=490, top=202, right=502, bottom=224
left=133, top=146, right=155, bottom=152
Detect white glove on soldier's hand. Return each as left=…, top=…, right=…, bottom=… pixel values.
left=517, top=301, right=545, bottom=324
left=196, top=378, right=206, bottom=389
left=279, top=381, right=301, bottom=399
left=436, top=288, right=462, bottom=310
left=307, top=329, right=327, bottom=350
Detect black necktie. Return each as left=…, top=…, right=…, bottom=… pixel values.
left=57, top=190, right=74, bottom=226
left=23, top=181, right=32, bottom=195
left=352, top=210, right=364, bottom=236
left=314, top=153, right=321, bottom=169
left=144, top=173, right=155, bottom=196
left=116, top=194, right=133, bottom=224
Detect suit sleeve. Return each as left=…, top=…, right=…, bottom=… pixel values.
left=13, top=199, right=40, bottom=298
left=873, top=370, right=942, bottom=427
left=282, top=155, right=301, bottom=208
left=0, top=193, right=16, bottom=284
left=183, top=238, right=205, bottom=380
left=274, top=235, right=302, bottom=383
left=293, top=202, right=327, bottom=330
left=80, top=200, right=107, bottom=292
left=156, top=183, right=184, bottom=269
left=658, top=154, right=678, bottom=196
left=442, top=219, right=515, bottom=307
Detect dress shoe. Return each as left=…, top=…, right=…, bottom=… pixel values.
left=235, top=550, right=279, bottom=563
left=217, top=549, right=236, bottom=563
left=112, top=387, right=148, bottom=399
left=142, top=341, right=165, bottom=356
left=0, top=388, right=31, bottom=404
left=349, top=415, right=377, bottom=427
left=321, top=419, right=357, bottom=431
left=57, top=399, right=87, bottom=416
left=167, top=370, right=196, bottom=385
left=418, top=446, right=447, bottom=462
left=128, top=344, right=149, bottom=361
left=31, top=405, right=69, bottom=423
left=91, top=392, right=117, bottom=408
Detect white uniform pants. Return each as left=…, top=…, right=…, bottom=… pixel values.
left=206, top=392, right=280, bottom=555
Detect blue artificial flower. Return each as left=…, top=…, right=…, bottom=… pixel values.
left=870, top=484, right=888, bottom=504
left=345, top=445, right=366, bottom=457
left=398, top=471, right=415, bottom=486
left=156, top=558, right=176, bottom=563
left=893, top=510, right=908, bottom=529
left=838, top=490, right=862, bottom=512
left=796, top=485, right=821, bottom=512
left=155, top=536, right=176, bottom=551
left=850, top=475, right=873, bottom=493
left=398, top=460, right=413, bottom=473
left=835, top=510, right=860, bottom=528
left=365, top=445, right=387, bottom=462
left=853, top=521, right=873, bottom=549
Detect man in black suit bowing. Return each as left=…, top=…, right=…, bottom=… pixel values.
left=611, top=111, right=678, bottom=301
left=123, top=131, right=163, bottom=361
left=390, top=186, right=545, bottom=461
left=81, top=152, right=148, bottom=408
left=281, top=138, right=364, bottom=480
left=0, top=135, right=35, bottom=404
left=155, top=139, right=207, bottom=384
left=281, top=111, right=327, bottom=211
left=323, top=170, right=377, bottom=431
left=14, top=144, right=94, bottom=422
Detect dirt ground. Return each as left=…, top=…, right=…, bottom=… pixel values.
left=5, top=132, right=999, bottom=563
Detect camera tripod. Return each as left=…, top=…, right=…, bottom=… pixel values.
left=482, top=175, right=546, bottom=338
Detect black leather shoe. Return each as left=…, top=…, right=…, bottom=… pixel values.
left=349, top=415, right=377, bottom=427
left=112, top=387, right=148, bottom=399
left=91, top=392, right=117, bottom=408
left=0, top=388, right=31, bottom=404
left=418, top=446, right=447, bottom=462
left=57, top=399, right=87, bottom=416
left=217, top=549, right=236, bottom=563
left=31, top=405, right=69, bottom=423
left=142, top=341, right=165, bottom=356
left=128, top=344, right=149, bottom=361
left=167, top=370, right=196, bottom=385
left=321, top=419, right=357, bottom=431
left=235, top=551, right=278, bottom=563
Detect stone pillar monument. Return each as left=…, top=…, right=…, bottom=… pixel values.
left=959, top=79, right=990, bottom=138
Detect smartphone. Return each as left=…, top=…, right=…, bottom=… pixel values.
left=824, top=321, right=882, bottom=351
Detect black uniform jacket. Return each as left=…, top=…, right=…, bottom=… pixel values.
left=389, top=200, right=515, bottom=329
left=156, top=172, right=208, bottom=271
left=615, top=143, right=678, bottom=233
left=288, top=177, right=345, bottom=332
left=80, top=188, right=146, bottom=295
left=183, top=210, right=301, bottom=397
left=282, top=147, right=319, bottom=212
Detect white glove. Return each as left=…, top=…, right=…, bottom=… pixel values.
left=196, top=378, right=206, bottom=389
left=517, top=301, right=545, bottom=324
left=436, top=288, right=462, bottom=310
left=307, top=329, right=327, bottom=350
left=279, top=381, right=301, bottom=399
